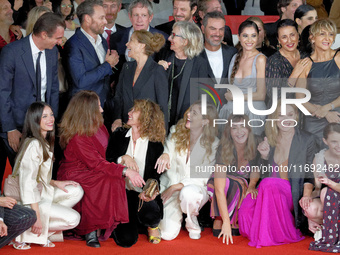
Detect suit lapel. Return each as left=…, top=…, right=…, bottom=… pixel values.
left=45, top=49, right=52, bottom=100
left=133, top=57, right=153, bottom=98
left=21, top=37, right=36, bottom=87
left=125, top=61, right=136, bottom=103
left=76, top=29, right=100, bottom=64
left=221, top=46, right=229, bottom=79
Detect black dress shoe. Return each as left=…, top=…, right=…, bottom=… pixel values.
left=85, top=231, right=101, bottom=248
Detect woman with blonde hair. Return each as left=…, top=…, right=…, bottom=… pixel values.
left=238, top=103, right=317, bottom=247
left=155, top=102, right=219, bottom=240
left=25, top=6, right=52, bottom=35
left=218, top=20, right=267, bottom=135
left=296, top=19, right=340, bottom=149
left=158, top=21, right=207, bottom=128
left=107, top=99, right=166, bottom=247
left=57, top=91, right=144, bottom=248
left=208, top=114, right=259, bottom=245
left=111, top=30, right=168, bottom=131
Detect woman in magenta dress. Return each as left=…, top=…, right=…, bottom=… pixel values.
left=57, top=91, right=144, bottom=248
left=238, top=103, right=316, bottom=248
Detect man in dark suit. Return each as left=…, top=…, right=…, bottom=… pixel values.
left=63, top=0, right=119, bottom=107
left=0, top=197, right=37, bottom=249
left=0, top=12, right=64, bottom=166
left=197, top=0, right=233, bottom=46
left=199, top=11, right=237, bottom=109
left=155, top=0, right=198, bottom=36
left=102, top=0, right=125, bottom=49
left=110, top=0, right=168, bottom=62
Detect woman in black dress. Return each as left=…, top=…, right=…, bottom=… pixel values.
left=266, top=19, right=311, bottom=107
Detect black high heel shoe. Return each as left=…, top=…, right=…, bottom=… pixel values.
left=85, top=231, right=101, bottom=248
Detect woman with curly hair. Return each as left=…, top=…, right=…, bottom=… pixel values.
left=208, top=114, right=259, bottom=245
left=106, top=99, right=166, bottom=247
left=218, top=20, right=267, bottom=135
left=155, top=102, right=219, bottom=240
left=57, top=91, right=144, bottom=248
left=111, top=30, right=168, bottom=131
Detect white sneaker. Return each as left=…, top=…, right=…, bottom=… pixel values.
left=189, top=232, right=201, bottom=240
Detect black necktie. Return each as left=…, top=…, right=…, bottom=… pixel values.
left=36, top=51, right=42, bottom=101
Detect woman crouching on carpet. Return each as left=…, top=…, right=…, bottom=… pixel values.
left=12, top=102, right=83, bottom=250
left=106, top=99, right=166, bottom=246
left=304, top=123, right=340, bottom=252
left=57, top=91, right=144, bottom=248
left=155, top=102, right=219, bottom=240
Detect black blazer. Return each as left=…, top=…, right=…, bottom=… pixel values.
left=199, top=44, right=237, bottom=107
left=112, top=56, right=169, bottom=126
left=261, top=128, right=317, bottom=232
left=164, top=52, right=209, bottom=124
left=155, top=20, right=174, bottom=36
left=106, top=127, right=164, bottom=216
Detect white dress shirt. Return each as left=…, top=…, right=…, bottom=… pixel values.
left=205, top=47, right=223, bottom=84
left=118, top=129, right=149, bottom=192
left=81, top=28, right=106, bottom=64
left=29, top=35, right=47, bottom=101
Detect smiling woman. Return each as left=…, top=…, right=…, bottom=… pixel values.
left=218, top=20, right=267, bottom=135
left=296, top=19, right=340, bottom=149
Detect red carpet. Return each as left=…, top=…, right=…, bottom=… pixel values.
left=1, top=161, right=323, bottom=255
left=1, top=229, right=324, bottom=255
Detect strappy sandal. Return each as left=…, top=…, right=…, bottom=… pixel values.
left=148, top=226, right=161, bottom=244
left=12, top=242, right=31, bottom=250
left=40, top=239, right=55, bottom=248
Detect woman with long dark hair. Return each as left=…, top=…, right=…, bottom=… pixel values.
left=12, top=102, right=83, bottom=250
left=219, top=20, right=267, bottom=135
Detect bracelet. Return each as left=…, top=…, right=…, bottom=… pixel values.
left=122, top=167, right=128, bottom=177
left=331, top=103, right=335, bottom=110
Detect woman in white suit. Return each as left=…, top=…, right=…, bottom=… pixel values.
left=11, top=102, right=83, bottom=250
left=155, top=102, right=219, bottom=240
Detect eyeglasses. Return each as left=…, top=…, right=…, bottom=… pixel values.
left=61, top=4, right=73, bottom=8
left=171, top=33, right=185, bottom=39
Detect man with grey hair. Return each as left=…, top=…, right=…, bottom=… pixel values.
left=110, top=0, right=168, bottom=62
left=64, top=0, right=119, bottom=110
left=199, top=11, right=236, bottom=110
left=197, top=0, right=233, bottom=46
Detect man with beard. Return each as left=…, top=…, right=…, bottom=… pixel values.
left=156, top=0, right=198, bottom=35
left=197, top=0, right=233, bottom=46
left=64, top=0, right=119, bottom=106
left=199, top=11, right=237, bottom=110
left=102, top=0, right=124, bottom=49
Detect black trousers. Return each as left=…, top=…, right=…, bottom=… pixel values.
left=0, top=204, right=37, bottom=248
left=112, top=190, right=161, bottom=248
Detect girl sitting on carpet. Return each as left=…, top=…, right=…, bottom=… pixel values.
left=12, top=102, right=83, bottom=250
left=303, top=123, right=340, bottom=252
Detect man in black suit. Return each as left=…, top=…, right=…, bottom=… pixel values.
left=197, top=0, right=233, bottom=46
left=200, top=11, right=237, bottom=110
left=155, top=0, right=198, bottom=35
left=102, top=0, right=125, bottom=49
left=0, top=197, right=37, bottom=249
